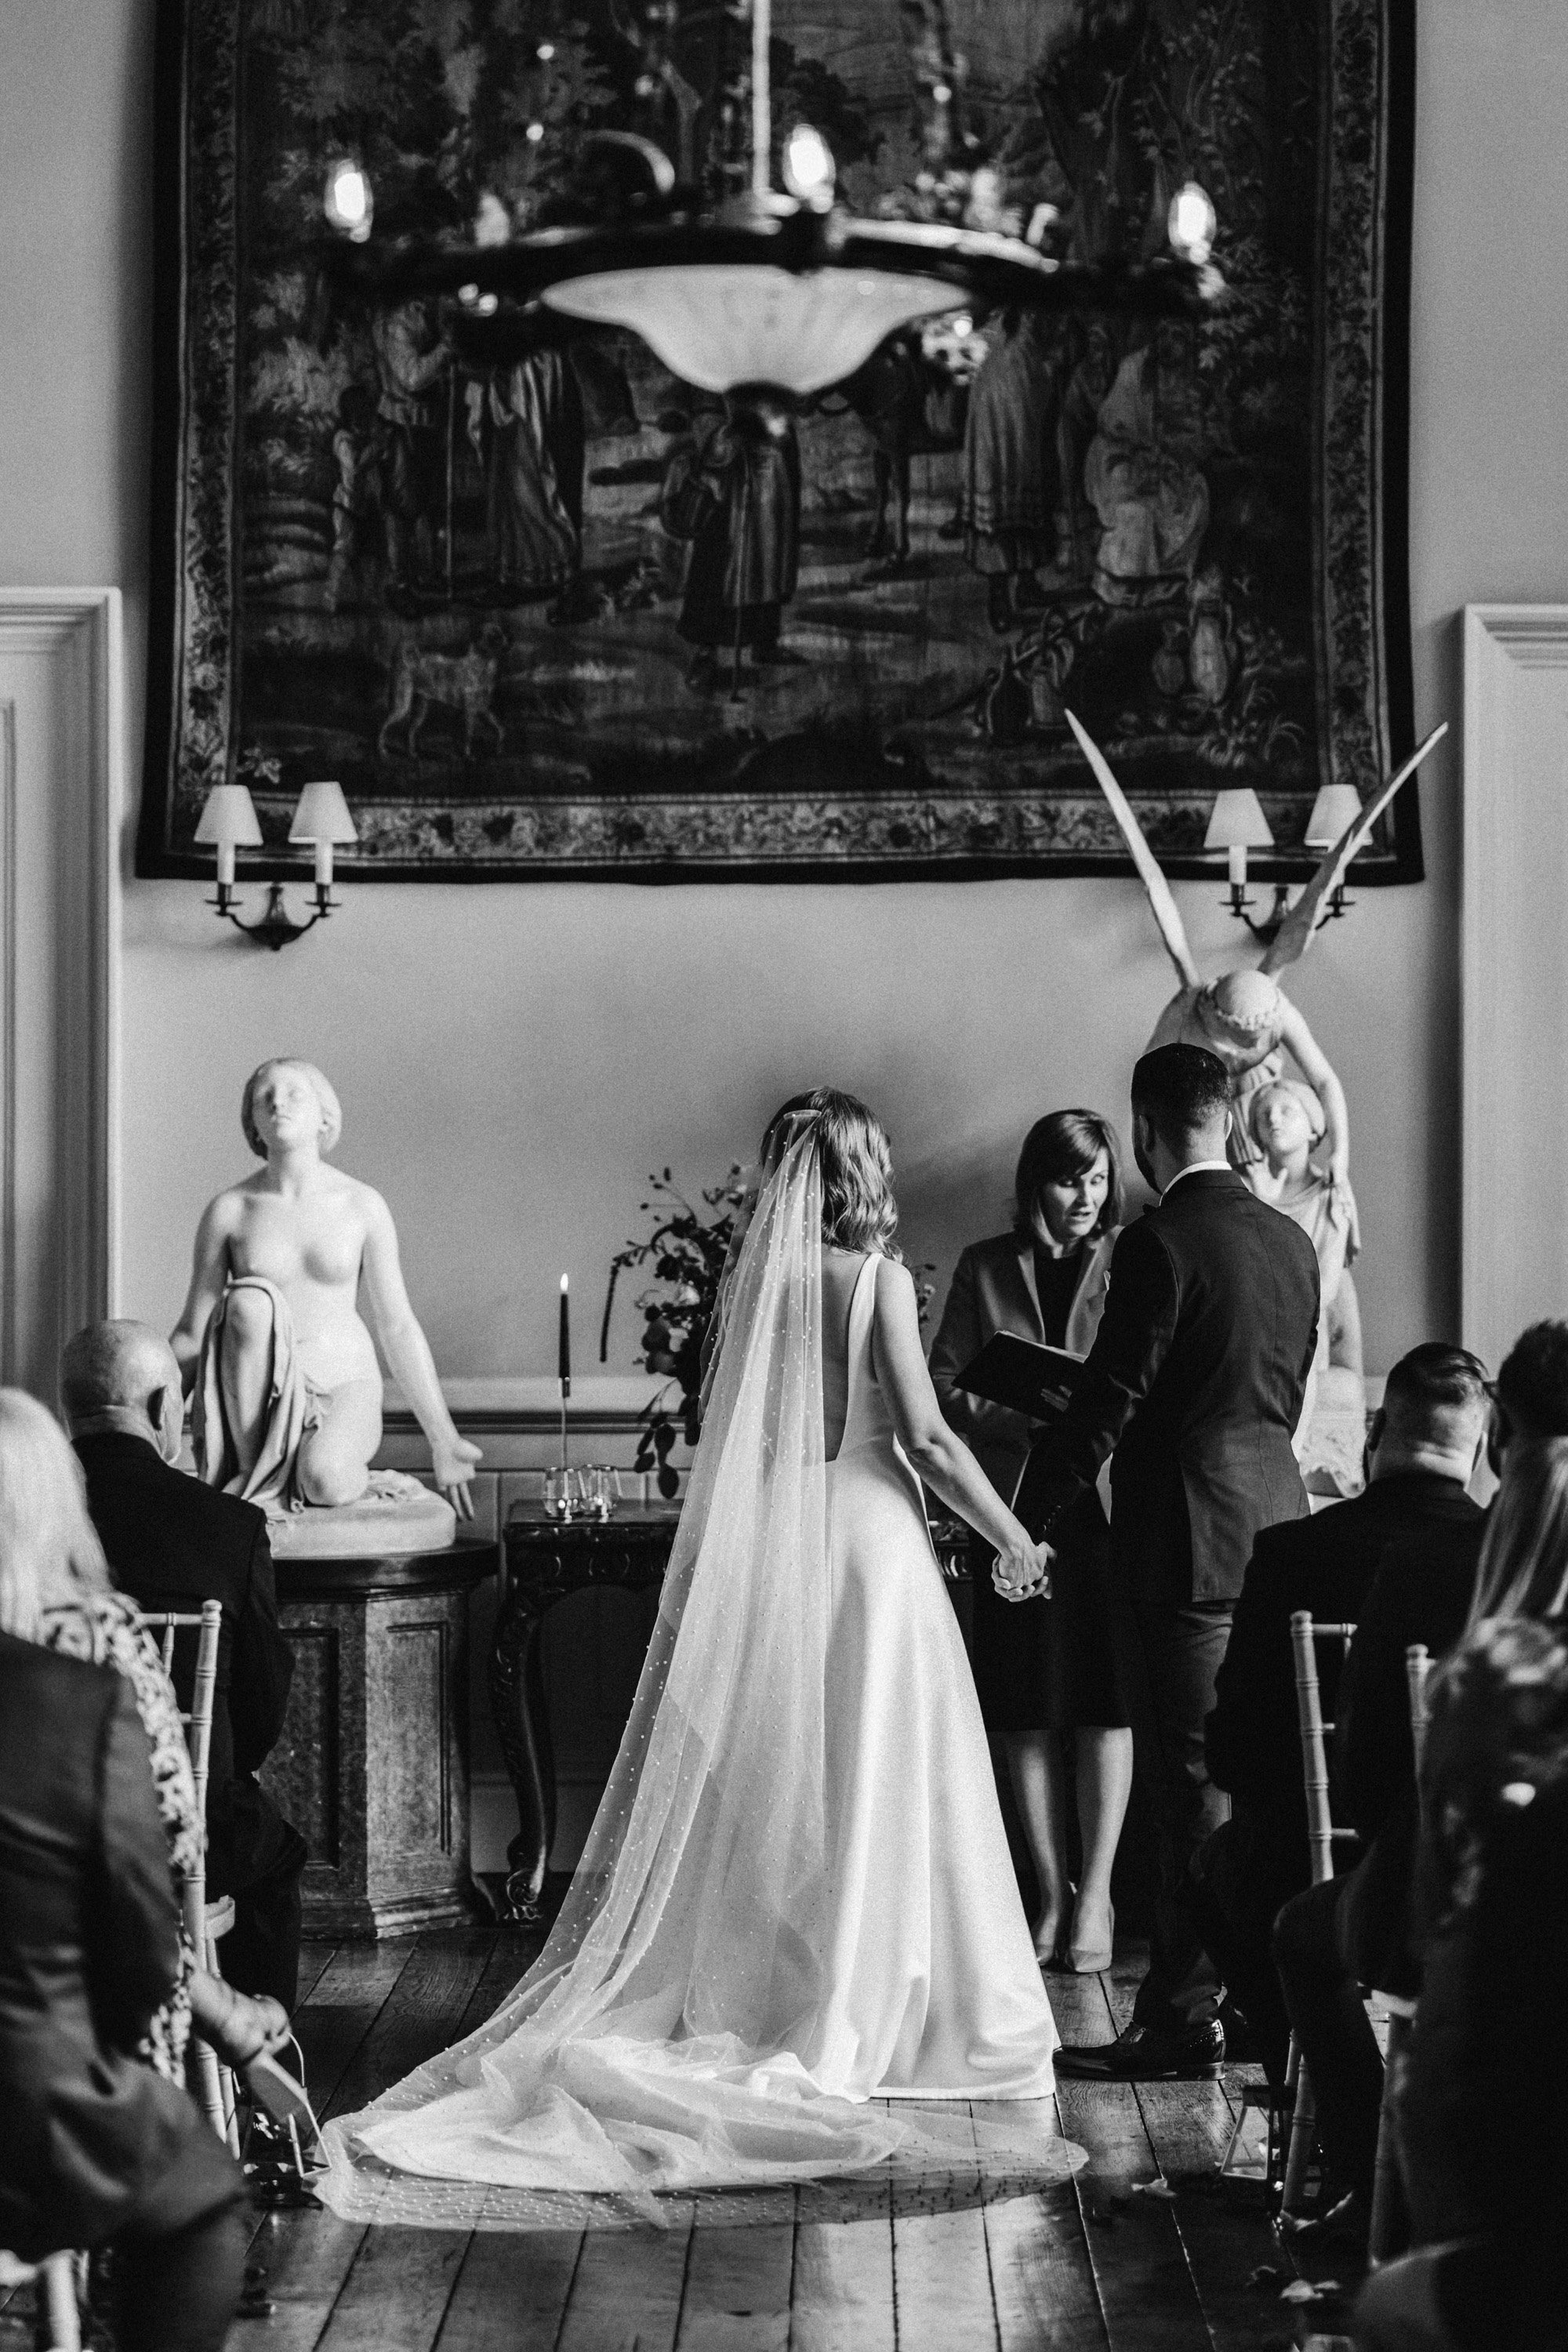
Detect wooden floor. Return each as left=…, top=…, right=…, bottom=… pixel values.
left=2, top=1928, right=1366, bottom=2350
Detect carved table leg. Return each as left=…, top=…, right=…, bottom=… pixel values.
left=488, top=1591, right=557, bottom=1925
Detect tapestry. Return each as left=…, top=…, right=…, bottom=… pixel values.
left=140, top=0, right=1420, bottom=882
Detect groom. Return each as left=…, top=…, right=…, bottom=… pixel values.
left=1016, top=1043, right=1320, bottom=2080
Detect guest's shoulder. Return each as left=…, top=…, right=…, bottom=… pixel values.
left=160, top=1460, right=269, bottom=1549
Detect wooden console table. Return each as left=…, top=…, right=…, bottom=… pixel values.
left=262, top=1535, right=497, bottom=1938
left=493, top=1503, right=974, bottom=1924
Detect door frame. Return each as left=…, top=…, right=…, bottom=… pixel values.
left=0, top=588, right=123, bottom=1393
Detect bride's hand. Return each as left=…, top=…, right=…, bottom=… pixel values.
left=993, top=1537, right=1051, bottom=1603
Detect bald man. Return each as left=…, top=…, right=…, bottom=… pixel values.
left=62, top=1320, right=304, bottom=2010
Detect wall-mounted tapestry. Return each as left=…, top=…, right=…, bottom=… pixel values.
left=140, top=0, right=1419, bottom=883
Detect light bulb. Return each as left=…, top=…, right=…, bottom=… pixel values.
left=325, top=158, right=372, bottom=242
left=474, top=191, right=511, bottom=246
left=782, top=122, right=836, bottom=209
left=1167, top=180, right=1216, bottom=264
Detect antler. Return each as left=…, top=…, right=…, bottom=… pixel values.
left=1259, top=723, right=1448, bottom=975
left=1065, top=709, right=1200, bottom=988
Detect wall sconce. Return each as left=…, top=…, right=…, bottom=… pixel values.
left=194, top=779, right=358, bottom=949
left=1203, top=787, right=1281, bottom=936
left=1303, top=782, right=1367, bottom=920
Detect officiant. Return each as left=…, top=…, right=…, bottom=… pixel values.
left=929, top=1109, right=1137, bottom=1974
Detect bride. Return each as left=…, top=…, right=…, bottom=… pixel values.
left=321, top=1091, right=1071, bottom=2220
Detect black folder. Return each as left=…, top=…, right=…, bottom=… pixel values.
left=953, top=1333, right=1085, bottom=1418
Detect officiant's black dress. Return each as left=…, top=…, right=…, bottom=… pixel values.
left=929, top=1232, right=1135, bottom=1732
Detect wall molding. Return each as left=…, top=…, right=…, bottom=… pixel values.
left=1461, top=604, right=1568, bottom=1367
left=0, top=590, right=123, bottom=1391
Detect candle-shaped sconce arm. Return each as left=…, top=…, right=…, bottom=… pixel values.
left=559, top=1273, right=572, bottom=1398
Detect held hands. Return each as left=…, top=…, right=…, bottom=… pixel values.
left=432, top=1435, right=483, bottom=1519
left=993, top=1536, right=1052, bottom=1604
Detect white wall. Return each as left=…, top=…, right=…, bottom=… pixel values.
left=6, top=0, right=1568, bottom=1381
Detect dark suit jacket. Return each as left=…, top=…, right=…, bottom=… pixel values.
left=1206, top=1472, right=1485, bottom=1870
left=927, top=1227, right=1115, bottom=1497
left=74, top=1432, right=296, bottom=1894
left=1017, top=1169, right=1320, bottom=1602
left=0, top=1633, right=238, bottom=2257
left=1332, top=1508, right=1487, bottom=1991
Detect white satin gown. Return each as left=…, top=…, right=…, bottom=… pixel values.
left=808, top=1254, right=1058, bottom=2098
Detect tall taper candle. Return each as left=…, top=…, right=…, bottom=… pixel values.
left=559, top=1273, right=571, bottom=1398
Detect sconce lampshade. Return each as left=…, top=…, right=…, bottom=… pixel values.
left=194, top=782, right=263, bottom=848
left=288, top=779, right=358, bottom=844
left=1304, top=782, right=1366, bottom=850
left=1203, top=787, right=1274, bottom=853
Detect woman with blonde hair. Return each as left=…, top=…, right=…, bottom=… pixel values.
left=321, top=1088, right=1080, bottom=2223
left=1464, top=1436, right=1568, bottom=1628
left=0, top=1388, right=258, bottom=2350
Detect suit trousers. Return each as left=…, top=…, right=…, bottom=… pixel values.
left=1187, top=1814, right=1301, bottom=2086
left=1272, top=1874, right=1384, bottom=2207
left=1128, top=1591, right=1232, bottom=2032
left=219, top=1822, right=308, bottom=2012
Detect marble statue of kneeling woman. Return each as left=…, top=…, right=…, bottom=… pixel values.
left=171, top=1058, right=481, bottom=1523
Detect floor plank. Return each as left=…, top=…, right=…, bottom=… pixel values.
left=295, top=1936, right=424, bottom=2122
left=294, top=1938, right=342, bottom=2013
left=792, top=2183, right=895, bottom=2352
left=890, top=2102, right=997, bottom=2352
left=437, top=2228, right=584, bottom=2351
left=675, top=2202, right=794, bottom=2352
left=557, top=2202, right=694, bottom=2352
left=238, top=2209, right=371, bottom=2352
left=326, top=1929, right=497, bottom=2122
left=985, top=2171, right=1107, bottom=2352
left=1051, top=1975, right=1213, bottom=2352
left=313, top=2224, right=470, bottom=2351
left=448, top=1930, right=538, bottom=2044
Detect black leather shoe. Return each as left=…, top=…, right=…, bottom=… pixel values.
left=1054, top=2020, right=1225, bottom=2082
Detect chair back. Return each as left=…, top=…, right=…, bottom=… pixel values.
left=1290, top=1610, right=1359, bottom=1885
left=1406, top=1642, right=1433, bottom=1780
left=136, top=1601, right=222, bottom=1947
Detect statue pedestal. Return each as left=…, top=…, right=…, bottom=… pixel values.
left=260, top=1537, right=496, bottom=1939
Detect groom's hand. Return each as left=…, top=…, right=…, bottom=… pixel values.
left=994, top=1537, right=1052, bottom=1602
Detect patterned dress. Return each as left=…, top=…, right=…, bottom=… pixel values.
left=39, top=1591, right=200, bottom=2082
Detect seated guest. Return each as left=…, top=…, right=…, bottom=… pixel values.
left=929, top=1109, right=1137, bottom=1969
left=1356, top=1613, right=1568, bottom=2352
left=61, top=1319, right=305, bottom=2010
left=1273, top=1320, right=1568, bottom=2224
left=1192, top=1344, right=1488, bottom=2088
left=0, top=1388, right=278, bottom=2352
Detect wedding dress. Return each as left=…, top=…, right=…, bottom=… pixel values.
left=319, top=1131, right=1074, bottom=2227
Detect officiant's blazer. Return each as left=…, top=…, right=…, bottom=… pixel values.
left=74, top=1432, right=296, bottom=1896
left=929, top=1228, right=1115, bottom=1499
left=1016, top=1169, right=1320, bottom=1603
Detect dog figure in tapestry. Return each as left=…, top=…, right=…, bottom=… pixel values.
left=378, top=622, right=508, bottom=758
left=1065, top=709, right=1446, bottom=1200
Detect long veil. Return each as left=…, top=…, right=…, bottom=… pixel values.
left=319, top=1131, right=1082, bottom=2228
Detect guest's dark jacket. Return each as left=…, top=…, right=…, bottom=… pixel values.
left=1331, top=1512, right=1488, bottom=1990
left=928, top=1227, right=1115, bottom=1497
left=1018, top=1169, right=1320, bottom=1601
left=74, top=1432, right=295, bottom=1896
left=0, top=1633, right=239, bottom=2259
left=1206, top=1472, right=1485, bottom=1867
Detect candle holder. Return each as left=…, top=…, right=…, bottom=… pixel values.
left=543, top=1465, right=588, bottom=1521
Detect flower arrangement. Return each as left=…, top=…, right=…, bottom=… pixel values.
left=600, top=1167, right=750, bottom=1496
left=602, top=1164, right=936, bottom=1497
